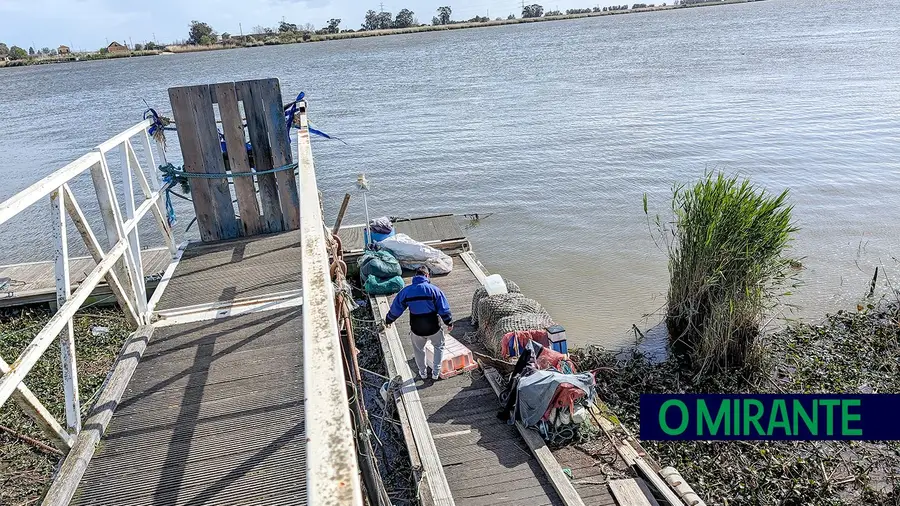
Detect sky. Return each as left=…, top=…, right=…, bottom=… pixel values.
left=0, top=0, right=625, bottom=50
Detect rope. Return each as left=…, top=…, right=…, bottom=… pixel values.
left=143, top=91, right=345, bottom=150
left=157, top=162, right=297, bottom=227
left=143, top=108, right=175, bottom=148
left=158, top=162, right=298, bottom=180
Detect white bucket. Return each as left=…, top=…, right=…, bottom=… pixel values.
left=484, top=274, right=508, bottom=296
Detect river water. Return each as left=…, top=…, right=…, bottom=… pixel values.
left=1, top=0, right=898, bottom=347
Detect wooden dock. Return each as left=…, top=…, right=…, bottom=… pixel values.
left=70, top=232, right=307, bottom=506
left=335, top=214, right=467, bottom=255
left=0, top=73, right=688, bottom=505
left=0, top=213, right=464, bottom=309
left=5, top=83, right=361, bottom=506
left=0, top=248, right=172, bottom=308
left=372, top=255, right=621, bottom=506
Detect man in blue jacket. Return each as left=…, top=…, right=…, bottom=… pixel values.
left=385, top=266, right=454, bottom=381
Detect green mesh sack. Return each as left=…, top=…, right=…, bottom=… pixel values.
left=358, top=250, right=402, bottom=281
left=364, top=274, right=405, bottom=296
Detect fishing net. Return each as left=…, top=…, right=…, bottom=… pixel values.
left=470, top=278, right=521, bottom=326
left=475, top=294, right=546, bottom=330
left=471, top=281, right=555, bottom=355
left=483, top=313, right=556, bottom=355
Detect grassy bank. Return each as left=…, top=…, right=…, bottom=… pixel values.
left=574, top=296, right=900, bottom=505
left=0, top=307, right=132, bottom=505
left=201, top=0, right=758, bottom=49
left=0, top=51, right=162, bottom=67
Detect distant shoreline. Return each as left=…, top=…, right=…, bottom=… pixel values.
left=0, top=0, right=760, bottom=68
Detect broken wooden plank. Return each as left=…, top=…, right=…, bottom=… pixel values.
left=609, top=478, right=655, bottom=506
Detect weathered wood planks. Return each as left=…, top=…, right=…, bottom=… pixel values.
left=608, top=478, right=657, bottom=506
left=168, top=84, right=237, bottom=242
left=372, top=295, right=455, bottom=506
left=482, top=365, right=587, bottom=506
left=257, top=79, right=300, bottom=230
left=168, top=79, right=300, bottom=242
left=236, top=79, right=284, bottom=233
left=212, top=82, right=263, bottom=236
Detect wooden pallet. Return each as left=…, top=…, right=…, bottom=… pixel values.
left=168, top=79, right=300, bottom=242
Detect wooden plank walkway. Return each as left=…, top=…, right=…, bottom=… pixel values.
left=72, top=232, right=307, bottom=506
left=385, top=257, right=616, bottom=506
left=153, top=232, right=300, bottom=310
left=0, top=248, right=171, bottom=307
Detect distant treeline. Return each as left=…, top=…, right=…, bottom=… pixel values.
left=176, top=1, right=688, bottom=47
left=1, top=0, right=738, bottom=67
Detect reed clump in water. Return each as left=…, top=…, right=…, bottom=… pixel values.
left=648, top=172, right=798, bottom=379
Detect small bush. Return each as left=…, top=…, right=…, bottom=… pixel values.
left=648, top=172, right=798, bottom=378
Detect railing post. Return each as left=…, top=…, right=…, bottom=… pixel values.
left=142, top=130, right=165, bottom=192
left=50, top=188, right=81, bottom=434
left=89, top=156, right=146, bottom=323
left=133, top=136, right=176, bottom=255
left=120, top=143, right=146, bottom=317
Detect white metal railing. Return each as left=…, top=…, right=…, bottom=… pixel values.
left=0, top=119, right=175, bottom=450
left=296, top=102, right=364, bottom=505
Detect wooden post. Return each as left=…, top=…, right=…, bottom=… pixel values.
left=333, top=193, right=352, bottom=234
left=50, top=188, right=81, bottom=434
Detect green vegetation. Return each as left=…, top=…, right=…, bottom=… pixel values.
left=646, top=173, right=797, bottom=379
left=1, top=307, right=133, bottom=505
left=188, top=20, right=217, bottom=45
left=575, top=296, right=900, bottom=505
left=569, top=171, right=899, bottom=504
left=435, top=6, right=453, bottom=25
left=325, top=19, right=342, bottom=34
left=522, top=4, right=545, bottom=18
left=9, top=46, right=28, bottom=60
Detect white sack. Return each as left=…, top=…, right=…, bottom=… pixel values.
left=378, top=233, right=454, bottom=275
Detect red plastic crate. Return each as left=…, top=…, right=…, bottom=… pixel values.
left=425, top=334, right=479, bottom=379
